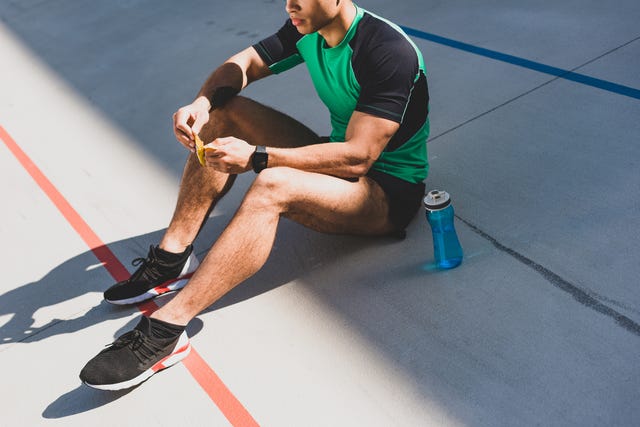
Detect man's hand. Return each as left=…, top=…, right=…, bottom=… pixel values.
left=203, top=136, right=254, bottom=174
left=172, top=96, right=211, bottom=151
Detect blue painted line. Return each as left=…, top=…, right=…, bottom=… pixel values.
left=401, top=26, right=640, bottom=100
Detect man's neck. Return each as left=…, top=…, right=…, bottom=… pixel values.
left=318, top=2, right=357, bottom=48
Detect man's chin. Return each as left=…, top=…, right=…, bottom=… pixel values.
left=294, top=26, right=313, bottom=35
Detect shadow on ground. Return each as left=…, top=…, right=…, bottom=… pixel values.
left=1, top=212, right=409, bottom=418
left=43, top=386, right=135, bottom=419
left=0, top=212, right=403, bottom=348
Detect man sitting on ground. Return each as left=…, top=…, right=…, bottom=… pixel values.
left=80, top=0, right=430, bottom=390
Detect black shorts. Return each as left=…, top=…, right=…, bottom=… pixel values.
left=366, top=168, right=425, bottom=232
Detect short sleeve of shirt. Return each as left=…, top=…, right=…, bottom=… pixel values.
left=253, top=20, right=305, bottom=74
left=351, top=24, right=420, bottom=123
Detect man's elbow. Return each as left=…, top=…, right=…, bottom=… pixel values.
left=346, top=155, right=376, bottom=177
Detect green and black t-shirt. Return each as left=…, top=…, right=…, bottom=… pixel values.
left=253, top=5, right=429, bottom=184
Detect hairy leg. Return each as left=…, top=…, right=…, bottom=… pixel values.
left=152, top=166, right=394, bottom=325
left=159, top=96, right=320, bottom=253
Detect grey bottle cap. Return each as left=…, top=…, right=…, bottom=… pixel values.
left=423, top=190, right=451, bottom=211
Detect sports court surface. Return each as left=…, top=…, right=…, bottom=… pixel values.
left=1, top=1, right=639, bottom=426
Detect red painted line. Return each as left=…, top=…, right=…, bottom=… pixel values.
left=184, top=348, right=260, bottom=427
left=0, top=126, right=131, bottom=283
left=1, top=125, right=259, bottom=427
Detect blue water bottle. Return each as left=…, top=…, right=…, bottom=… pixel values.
left=424, top=190, right=463, bottom=269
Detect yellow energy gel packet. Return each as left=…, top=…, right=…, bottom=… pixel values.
left=194, top=133, right=206, bottom=166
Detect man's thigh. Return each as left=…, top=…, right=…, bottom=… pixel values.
left=206, top=97, right=399, bottom=235
left=202, top=96, right=321, bottom=149
left=258, top=167, right=397, bottom=236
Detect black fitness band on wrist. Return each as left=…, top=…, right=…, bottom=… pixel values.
left=252, top=145, right=268, bottom=173
left=209, top=86, right=240, bottom=110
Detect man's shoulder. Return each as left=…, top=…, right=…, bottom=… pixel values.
left=350, top=10, right=422, bottom=75
left=352, top=11, right=414, bottom=50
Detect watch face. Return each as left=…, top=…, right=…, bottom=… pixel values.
left=252, top=146, right=268, bottom=173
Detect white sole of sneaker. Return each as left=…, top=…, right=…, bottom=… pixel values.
left=83, top=332, right=191, bottom=391
left=106, top=253, right=200, bottom=305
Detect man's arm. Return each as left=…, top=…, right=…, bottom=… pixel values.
left=266, top=112, right=399, bottom=177
left=173, top=47, right=271, bottom=150
left=195, top=47, right=272, bottom=110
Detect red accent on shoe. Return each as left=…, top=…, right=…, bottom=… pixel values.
left=152, top=342, right=191, bottom=372
left=153, top=272, right=195, bottom=295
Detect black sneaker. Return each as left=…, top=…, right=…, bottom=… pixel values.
left=104, top=245, right=199, bottom=305
left=80, top=317, right=191, bottom=390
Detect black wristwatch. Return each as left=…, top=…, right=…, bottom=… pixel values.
left=252, top=145, right=268, bottom=173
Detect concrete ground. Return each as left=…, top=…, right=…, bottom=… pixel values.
left=1, top=0, right=639, bottom=426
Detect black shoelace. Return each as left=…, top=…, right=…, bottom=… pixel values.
left=109, top=329, right=168, bottom=365
left=129, top=246, right=165, bottom=284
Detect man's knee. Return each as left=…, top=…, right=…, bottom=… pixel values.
left=242, top=167, right=296, bottom=211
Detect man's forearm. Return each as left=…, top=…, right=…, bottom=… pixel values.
left=196, top=47, right=271, bottom=110
left=266, top=142, right=376, bottom=178
left=265, top=112, right=396, bottom=178
left=196, top=62, right=244, bottom=110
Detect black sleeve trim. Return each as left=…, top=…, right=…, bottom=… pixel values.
left=210, top=86, right=240, bottom=110
left=355, top=103, right=403, bottom=122
left=252, top=19, right=302, bottom=67
left=384, top=71, right=429, bottom=151
left=253, top=42, right=274, bottom=64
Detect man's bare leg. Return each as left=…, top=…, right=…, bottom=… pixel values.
left=80, top=98, right=398, bottom=390
left=152, top=166, right=395, bottom=326
left=157, top=96, right=320, bottom=254
left=147, top=95, right=396, bottom=326
left=158, top=154, right=236, bottom=254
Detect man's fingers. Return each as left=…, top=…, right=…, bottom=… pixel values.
left=173, top=127, right=195, bottom=151
left=192, top=113, right=209, bottom=135
left=173, top=105, right=210, bottom=152
left=173, top=111, right=195, bottom=149
left=175, top=122, right=193, bottom=140
left=204, top=145, right=220, bottom=160
left=176, top=127, right=192, bottom=140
